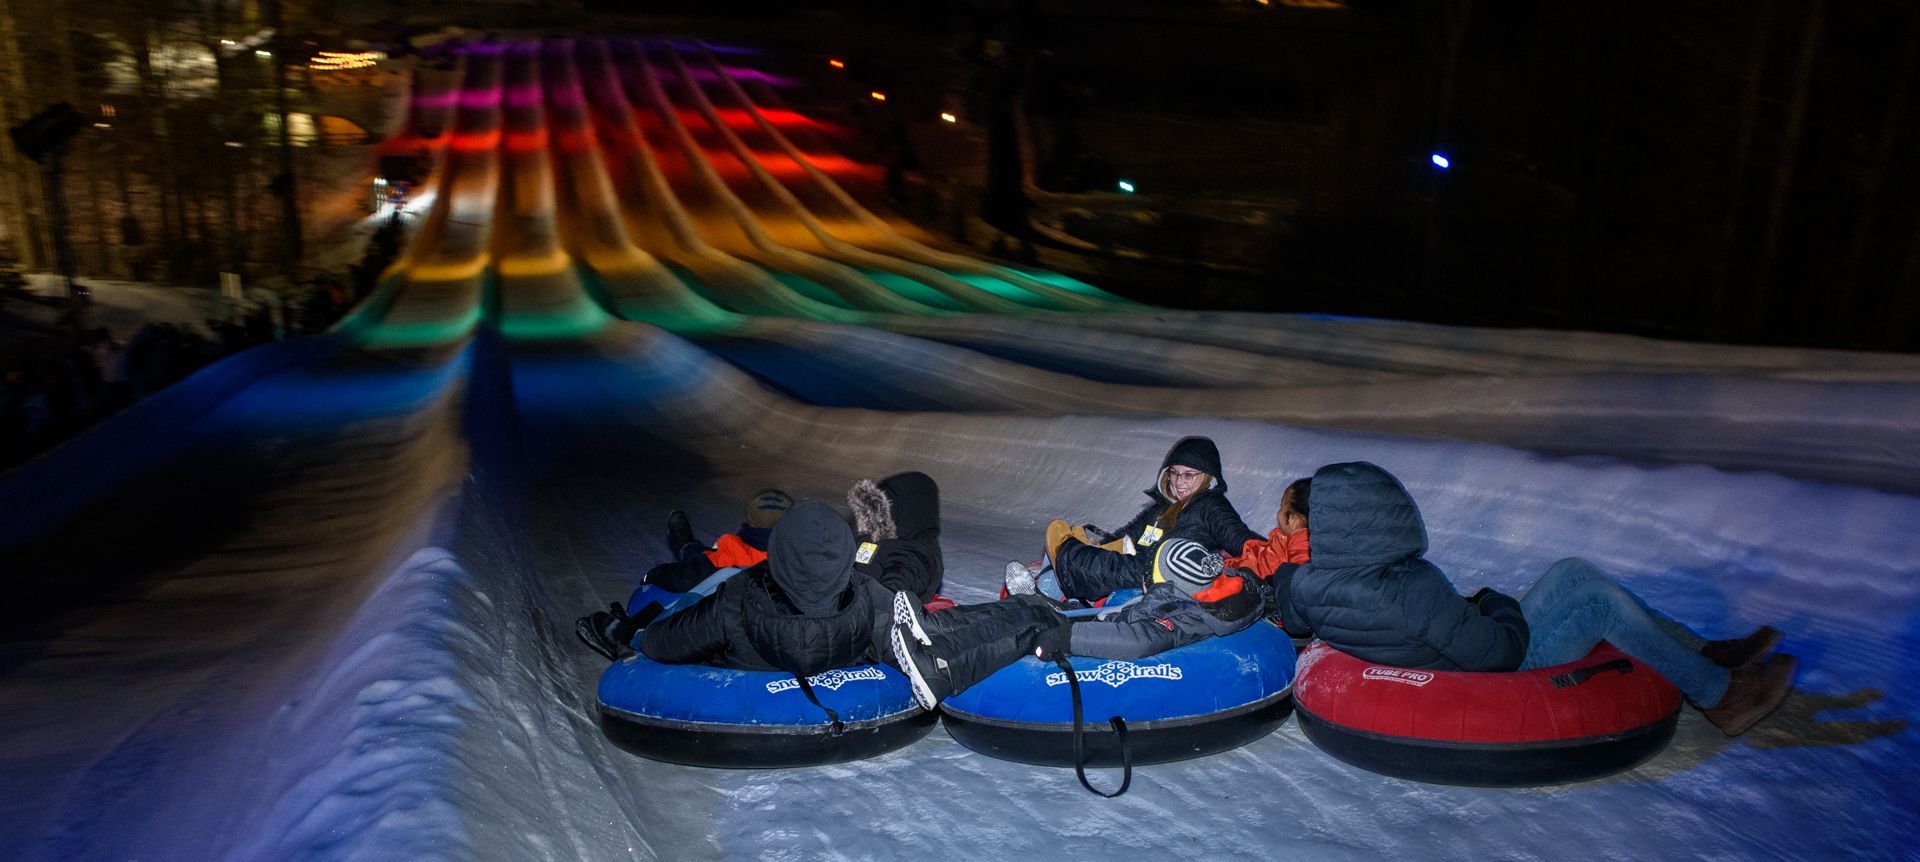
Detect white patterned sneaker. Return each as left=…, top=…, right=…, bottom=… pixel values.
left=892, top=590, right=931, bottom=646
left=1004, top=561, right=1038, bottom=596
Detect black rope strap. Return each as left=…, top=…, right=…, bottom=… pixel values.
left=793, top=674, right=847, bottom=737
left=1053, top=656, right=1132, bottom=797
left=1550, top=657, right=1635, bottom=688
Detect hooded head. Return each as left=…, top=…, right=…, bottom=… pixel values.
left=1152, top=537, right=1225, bottom=597
left=878, top=471, right=940, bottom=538
left=766, top=500, right=856, bottom=616
left=848, top=471, right=941, bottom=540
left=1155, top=436, right=1228, bottom=498
left=1304, top=462, right=1428, bottom=569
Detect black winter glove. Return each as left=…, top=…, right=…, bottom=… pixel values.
left=1034, top=619, right=1074, bottom=662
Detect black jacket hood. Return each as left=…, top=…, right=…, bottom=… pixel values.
left=766, top=500, right=855, bottom=616
left=878, top=471, right=940, bottom=538
left=1148, top=436, right=1230, bottom=498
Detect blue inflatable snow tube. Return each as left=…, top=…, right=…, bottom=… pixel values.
left=940, top=622, right=1297, bottom=767
left=596, top=655, right=937, bottom=768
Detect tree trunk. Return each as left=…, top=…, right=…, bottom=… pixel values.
left=1744, top=0, right=1824, bottom=341
left=268, top=0, right=304, bottom=273
left=1710, top=0, right=1775, bottom=340
left=1840, top=7, right=1919, bottom=346
left=0, top=0, right=50, bottom=270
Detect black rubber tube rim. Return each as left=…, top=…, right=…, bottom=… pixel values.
left=599, top=707, right=938, bottom=769
left=1294, top=703, right=1681, bottom=786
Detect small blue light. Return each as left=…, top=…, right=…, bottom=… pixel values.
left=1117, top=180, right=1135, bottom=193
left=1430, top=154, right=1451, bottom=169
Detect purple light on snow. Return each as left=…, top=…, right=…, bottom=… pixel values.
left=722, top=67, right=798, bottom=88
left=505, top=82, right=545, bottom=109
left=460, top=87, right=504, bottom=109
left=413, top=90, right=461, bottom=110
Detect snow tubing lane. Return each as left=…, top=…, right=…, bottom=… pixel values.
left=597, top=656, right=937, bottom=768
left=1292, top=641, right=1682, bottom=786
left=939, top=622, right=1296, bottom=767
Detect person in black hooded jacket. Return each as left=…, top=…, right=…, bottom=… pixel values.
left=1011, top=436, right=1262, bottom=601
left=640, top=500, right=893, bottom=678
left=1289, top=461, right=1799, bottom=737
left=847, top=471, right=945, bottom=604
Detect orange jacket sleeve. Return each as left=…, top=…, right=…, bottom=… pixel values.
left=704, top=533, right=769, bottom=569
left=1224, top=528, right=1311, bottom=578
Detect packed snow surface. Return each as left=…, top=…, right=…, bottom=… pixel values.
left=2, top=36, right=1917, bottom=862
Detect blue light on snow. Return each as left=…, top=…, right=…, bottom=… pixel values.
left=1117, top=180, right=1136, bottom=193
left=1430, top=154, right=1451, bottom=169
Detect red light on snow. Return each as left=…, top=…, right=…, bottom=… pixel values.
left=450, top=129, right=503, bottom=152
left=505, top=128, right=550, bottom=153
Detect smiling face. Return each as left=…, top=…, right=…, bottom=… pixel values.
left=1164, top=466, right=1208, bottom=502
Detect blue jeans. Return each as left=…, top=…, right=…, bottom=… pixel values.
left=1518, top=558, right=1730, bottom=706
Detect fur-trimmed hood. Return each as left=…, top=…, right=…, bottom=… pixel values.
left=847, top=471, right=944, bottom=601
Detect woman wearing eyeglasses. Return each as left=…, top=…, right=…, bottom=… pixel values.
left=1007, top=435, right=1262, bottom=603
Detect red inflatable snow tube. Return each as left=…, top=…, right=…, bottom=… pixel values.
left=1293, top=641, right=1682, bottom=786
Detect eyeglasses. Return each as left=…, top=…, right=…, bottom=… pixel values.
left=1167, top=469, right=1205, bottom=482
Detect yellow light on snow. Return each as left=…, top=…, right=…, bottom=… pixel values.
left=869, top=91, right=886, bottom=102
left=940, top=112, right=957, bottom=123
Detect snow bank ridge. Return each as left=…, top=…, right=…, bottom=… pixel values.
left=234, top=548, right=483, bottom=862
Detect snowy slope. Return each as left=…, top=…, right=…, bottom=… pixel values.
left=1, top=35, right=1916, bottom=862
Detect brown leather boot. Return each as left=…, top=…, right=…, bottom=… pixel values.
left=1701, top=653, right=1797, bottom=736
left=1700, top=625, right=1781, bottom=668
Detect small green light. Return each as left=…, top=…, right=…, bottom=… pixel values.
left=1117, top=180, right=1135, bottom=193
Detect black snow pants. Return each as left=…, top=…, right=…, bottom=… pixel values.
left=1054, top=540, right=1150, bottom=601
left=922, top=594, right=1071, bottom=695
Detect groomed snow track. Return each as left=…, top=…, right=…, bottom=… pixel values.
left=2, top=37, right=1918, bottom=862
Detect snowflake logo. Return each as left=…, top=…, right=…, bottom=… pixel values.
left=765, top=666, right=889, bottom=694
left=1045, top=661, right=1184, bottom=688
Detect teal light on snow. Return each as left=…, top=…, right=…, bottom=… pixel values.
left=1117, top=180, right=1135, bottom=193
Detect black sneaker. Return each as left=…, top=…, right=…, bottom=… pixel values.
left=892, top=590, right=932, bottom=646
left=575, top=611, right=634, bottom=662
left=890, top=622, right=951, bottom=710
left=665, top=510, right=695, bottom=554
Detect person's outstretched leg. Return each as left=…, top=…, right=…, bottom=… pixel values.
left=892, top=593, right=1068, bottom=706
left=1053, top=540, right=1147, bottom=601
left=1517, top=558, right=1730, bottom=706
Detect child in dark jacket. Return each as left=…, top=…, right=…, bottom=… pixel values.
left=575, top=489, right=794, bottom=660
left=639, top=500, right=895, bottom=679
left=643, top=488, right=794, bottom=593
left=891, top=538, right=1269, bottom=710
left=1006, top=436, right=1261, bottom=602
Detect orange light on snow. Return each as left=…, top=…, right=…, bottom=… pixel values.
left=829, top=58, right=846, bottom=69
